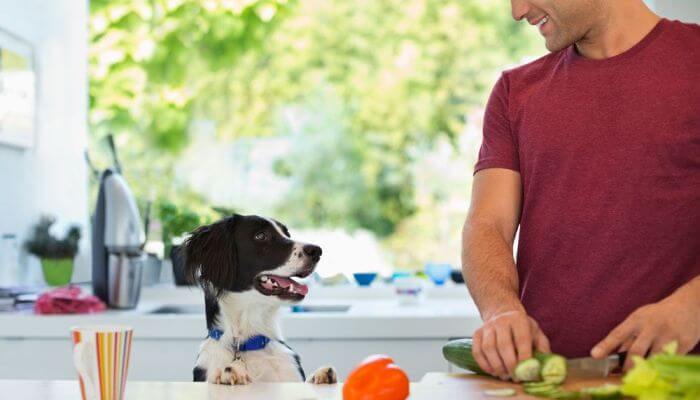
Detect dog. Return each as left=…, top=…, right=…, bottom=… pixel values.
left=183, top=213, right=337, bottom=385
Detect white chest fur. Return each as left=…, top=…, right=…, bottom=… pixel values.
left=196, top=291, right=304, bottom=383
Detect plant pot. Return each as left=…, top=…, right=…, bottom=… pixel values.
left=41, top=258, right=74, bottom=287
left=170, top=245, right=191, bottom=286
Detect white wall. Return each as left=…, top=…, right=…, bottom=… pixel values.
left=0, top=0, right=90, bottom=283
left=647, top=0, right=700, bottom=22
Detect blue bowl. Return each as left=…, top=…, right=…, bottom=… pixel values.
left=425, top=263, right=452, bottom=286
left=390, top=271, right=411, bottom=282
left=353, top=272, right=378, bottom=287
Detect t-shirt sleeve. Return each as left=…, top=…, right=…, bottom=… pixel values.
left=474, top=73, right=520, bottom=174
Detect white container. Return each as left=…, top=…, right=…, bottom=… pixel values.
left=394, top=276, right=426, bottom=306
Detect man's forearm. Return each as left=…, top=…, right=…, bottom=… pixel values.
left=462, top=219, right=524, bottom=321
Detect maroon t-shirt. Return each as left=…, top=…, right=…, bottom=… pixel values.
left=475, top=19, right=700, bottom=357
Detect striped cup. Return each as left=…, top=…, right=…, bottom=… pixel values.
left=71, top=325, right=133, bottom=400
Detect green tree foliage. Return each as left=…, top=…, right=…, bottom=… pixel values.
left=89, top=0, right=542, bottom=239
left=89, top=0, right=293, bottom=152
left=255, top=0, right=542, bottom=236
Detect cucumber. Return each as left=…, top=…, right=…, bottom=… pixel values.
left=580, top=384, right=621, bottom=400
left=483, top=388, right=517, bottom=397
left=442, top=338, right=489, bottom=376
left=524, top=384, right=580, bottom=399
left=534, top=353, right=567, bottom=384
left=514, top=358, right=541, bottom=382
left=524, top=382, right=559, bottom=394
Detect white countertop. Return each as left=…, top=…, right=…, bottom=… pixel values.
left=0, top=374, right=515, bottom=400
left=0, top=285, right=482, bottom=340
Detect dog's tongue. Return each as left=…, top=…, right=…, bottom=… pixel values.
left=265, top=275, right=309, bottom=296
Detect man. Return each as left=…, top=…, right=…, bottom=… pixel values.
left=462, top=0, right=700, bottom=381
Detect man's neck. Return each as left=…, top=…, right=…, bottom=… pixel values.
left=575, top=1, right=661, bottom=60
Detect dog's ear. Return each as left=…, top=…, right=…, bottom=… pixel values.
left=183, top=215, right=239, bottom=296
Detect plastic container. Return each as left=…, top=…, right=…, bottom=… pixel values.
left=394, top=276, right=425, bottom=305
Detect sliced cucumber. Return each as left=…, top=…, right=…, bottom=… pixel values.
left=524, top=382, right=558, bottom=393
left=483, top=388, right=517, bottom=397
left=535, top=353, right=567, bottom=384
left=548, top=389, right=581, bottom=399
left=580, top=384, right=621, bottom=399
left=524, top=382, right=558, bottom=390
left=524, top=385, right=579, bottom=399
left=514, top=358, right=541, bottom=382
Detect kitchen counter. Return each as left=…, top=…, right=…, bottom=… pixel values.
left=0, top=373, right=623, bottom=399
left=0, top=285, right=481, bottom=339
left=0, top=285, right=482, bottom=381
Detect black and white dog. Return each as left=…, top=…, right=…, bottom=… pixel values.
left=183, top=214, right=337, bottom=385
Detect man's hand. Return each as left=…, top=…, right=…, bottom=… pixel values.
left=591, top=295, right=700, bottom=371
left=472, top=310, right=551, bottom=380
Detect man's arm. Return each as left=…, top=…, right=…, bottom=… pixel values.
left=592, top=275, right=700, bottom=369
left=462, top=168, right=550, bottom=380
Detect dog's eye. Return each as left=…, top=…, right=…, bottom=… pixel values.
left=254, top=232, right=268, bottom=241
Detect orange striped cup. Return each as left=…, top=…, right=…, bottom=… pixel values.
left=71, top=326, right=133, bottom=400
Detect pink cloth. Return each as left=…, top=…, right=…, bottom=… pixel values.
left=34, top=286, right=106, bottom=315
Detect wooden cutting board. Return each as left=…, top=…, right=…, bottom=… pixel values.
left=420, top=372, right=622, bottom=399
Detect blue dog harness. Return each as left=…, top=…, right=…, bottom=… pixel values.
left=208, top=329, right=271, bottom=353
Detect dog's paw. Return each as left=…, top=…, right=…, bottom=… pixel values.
left=307, top=366, right=338, bottom=384
left=210, top=360, right=252, bottom=385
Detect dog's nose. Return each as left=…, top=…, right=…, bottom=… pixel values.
left=303, top=245, right=322, bottom=259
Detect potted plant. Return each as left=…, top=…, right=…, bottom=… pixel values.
left=157, top=202, right=206, bottom=285
left=24, top=216, right=81, bottom=287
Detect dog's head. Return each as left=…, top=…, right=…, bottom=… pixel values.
left=183, top=214, right=321, bottom=302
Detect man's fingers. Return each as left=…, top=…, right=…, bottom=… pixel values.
left=624, top=333, right=654, bottom=371
left=534, top=329, right=551, bottom=353
left=472, top=330, right=494, bottom=375
left=619, top=337, right=635, bottom=353
left=530, top=319, right=550, bottom=353
left=592, top=321, right=635, bottom=359
left=482, top=329, right=508, bottom=379
left=649, top=337, right=671, bottom=356
left=496, top=326, right=519, bottom=376
left=512, top=319, right=533, bottom=362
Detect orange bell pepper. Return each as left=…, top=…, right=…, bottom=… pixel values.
left=343, top=355, right=410, bottom=400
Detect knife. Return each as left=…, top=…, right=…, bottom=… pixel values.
left=566, top=353, right=625, bottom=379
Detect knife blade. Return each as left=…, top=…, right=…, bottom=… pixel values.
left=566, top=354, right=623, bottom=379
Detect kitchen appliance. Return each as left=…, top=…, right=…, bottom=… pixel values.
left=91, top=135, right=146, bottom=309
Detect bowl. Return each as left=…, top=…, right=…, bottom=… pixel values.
left=390, top=271, right=411, bottom=282
left=425, top=263, right=452, bottom=286
left=353, top=272, right=378, bottom=287
left=450, top=269, right=464, bottom=284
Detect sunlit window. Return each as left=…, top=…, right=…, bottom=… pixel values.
left=89, top=0, right=544, bottom=277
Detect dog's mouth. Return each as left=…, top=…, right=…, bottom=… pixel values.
left=254, top=274, right=310, bottom=301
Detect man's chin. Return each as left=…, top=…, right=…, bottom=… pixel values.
left=544, top=35, right=570, bottom=52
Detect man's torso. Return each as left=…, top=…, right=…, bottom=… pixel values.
left=493, top=19, right=700, bottom=356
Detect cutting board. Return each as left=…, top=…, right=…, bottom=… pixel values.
left=420, top=372, right=622, bottom=399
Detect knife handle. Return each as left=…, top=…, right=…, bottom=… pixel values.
left=612, top=352, right=627, bottom=373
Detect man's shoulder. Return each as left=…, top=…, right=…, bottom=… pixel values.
left=499, top=49, right=567, bottom=92
left=664, top=19, right=700, bottom=47
left=666, top=19, right=700, bottom=36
